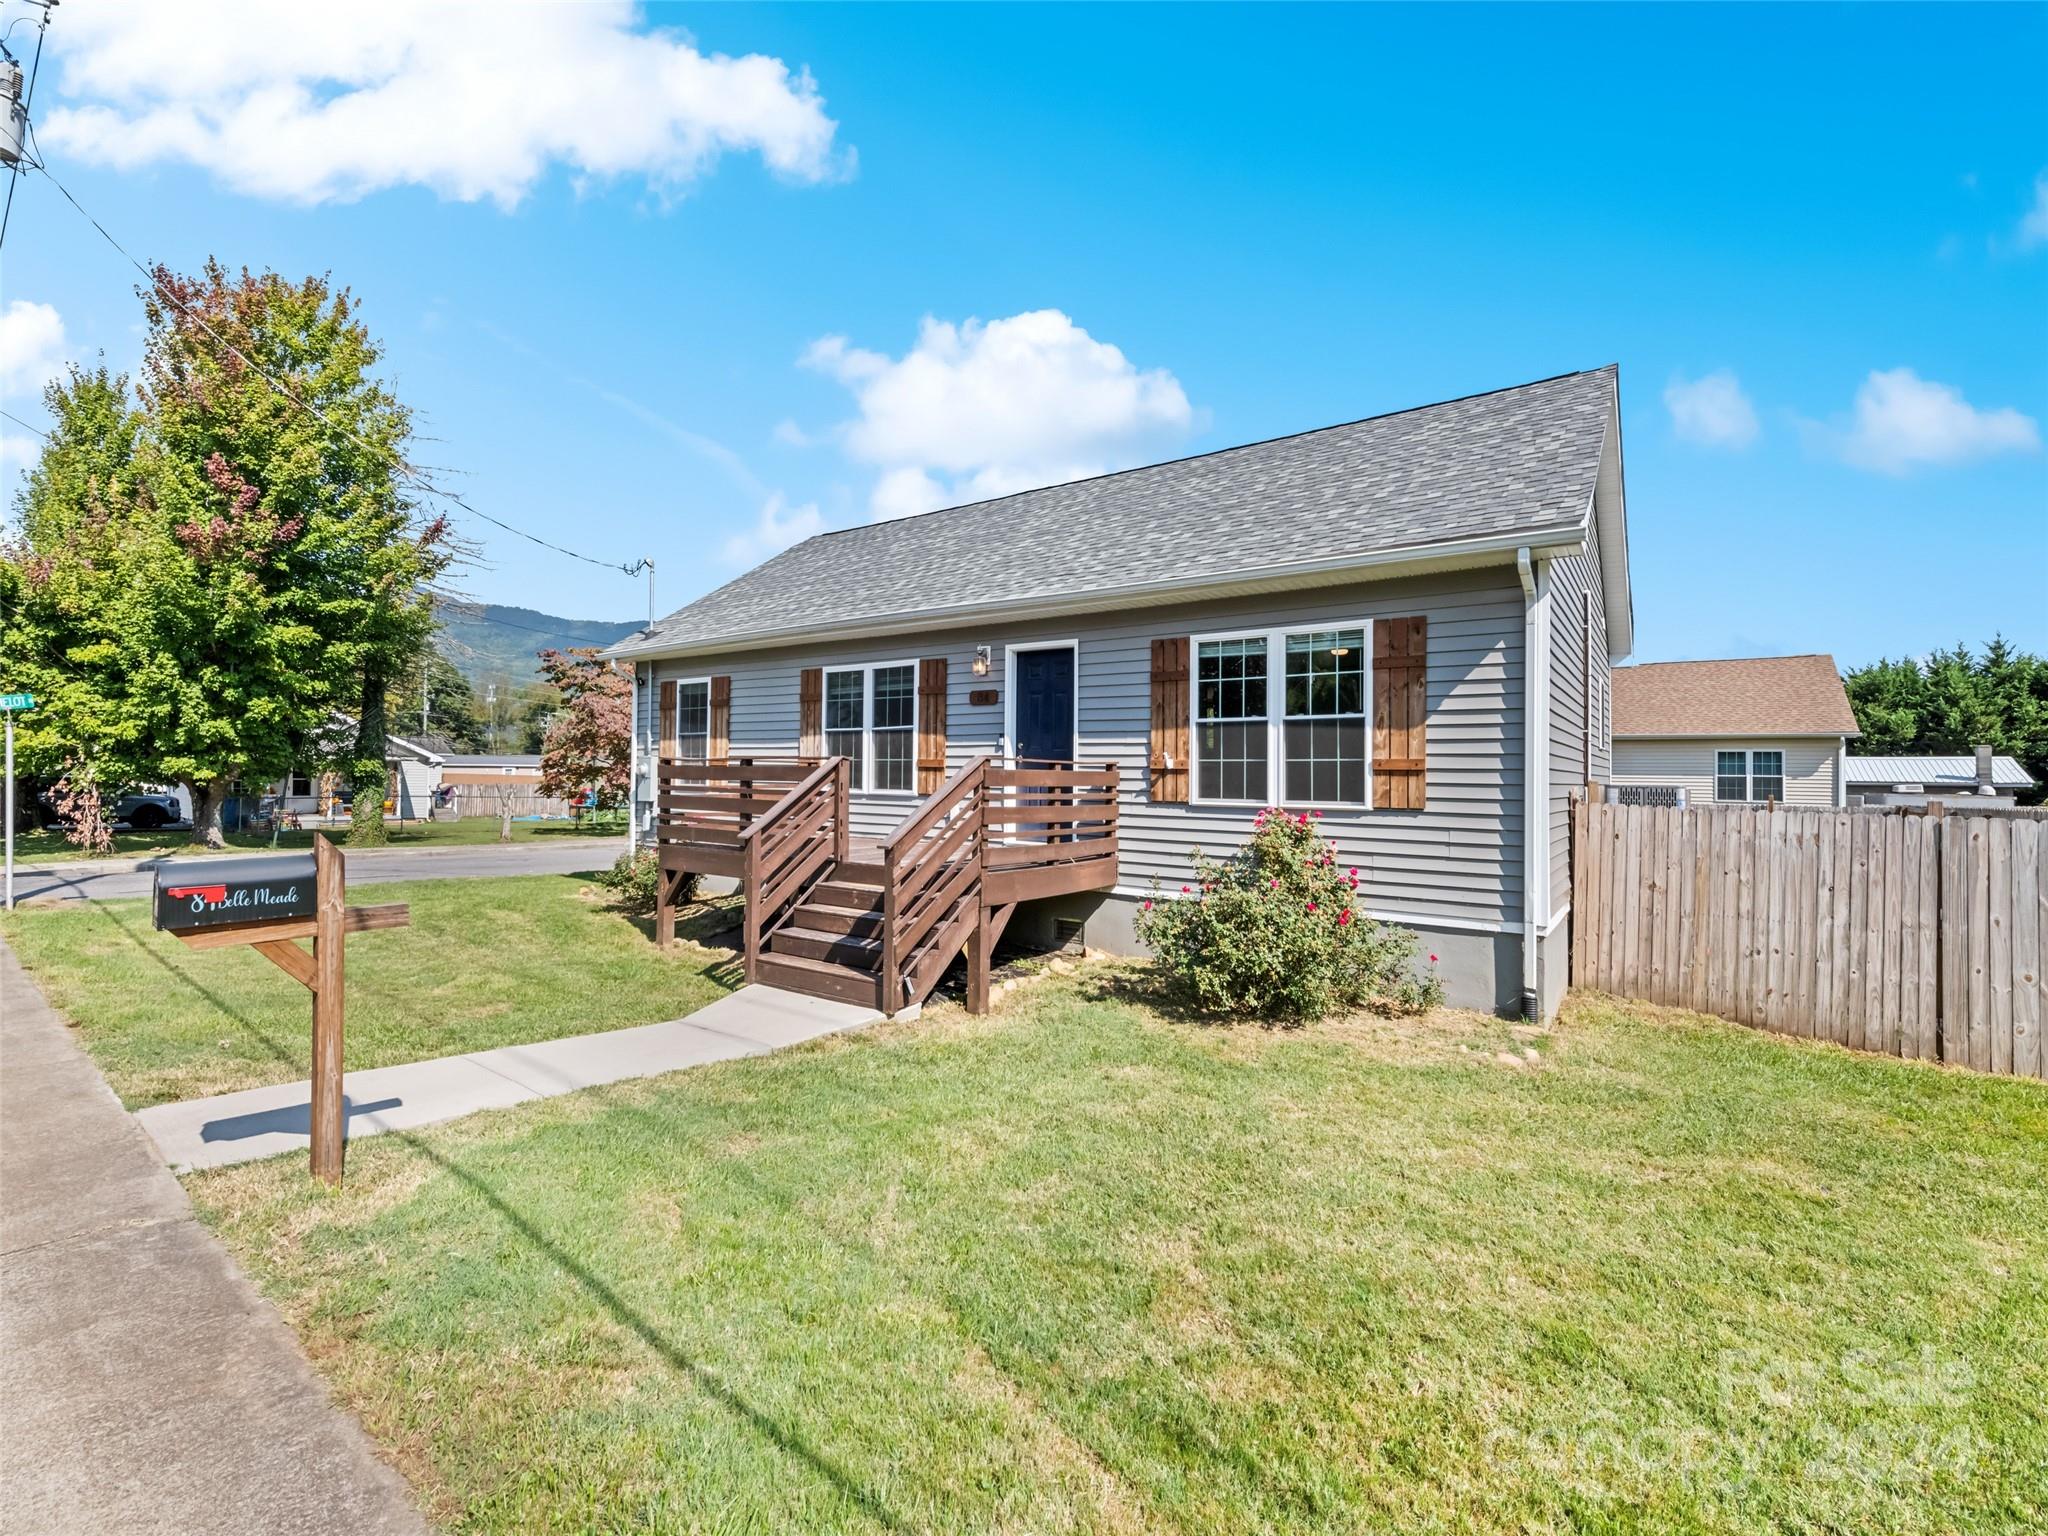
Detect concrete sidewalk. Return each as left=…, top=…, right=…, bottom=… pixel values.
left=138, top=986, right=887, bottom=1173
left=0, top=937, right=427, bottom=1536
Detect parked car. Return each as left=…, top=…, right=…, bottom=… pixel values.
left=36, top=787, right=185, bottom=831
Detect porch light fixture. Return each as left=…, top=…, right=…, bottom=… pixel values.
left=972, top=645, right=992, bottom=676
left=1329, top=645, right=1351, bottom=657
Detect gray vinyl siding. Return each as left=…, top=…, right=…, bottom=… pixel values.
left=1610, top=737, right=1841, bottom=807
left=1544, top=535, right=1611, bottom=916
left=637, top=566, right=1527, bottom=932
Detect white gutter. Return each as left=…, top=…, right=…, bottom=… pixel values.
left=609, top=522, right=1592, bottom=663
left=1517, top=546, right=1550, bottom=1019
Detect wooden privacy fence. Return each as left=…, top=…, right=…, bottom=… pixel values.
left=1571, top=798, right=2047, bottom=1079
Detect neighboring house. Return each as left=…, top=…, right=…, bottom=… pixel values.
left=263, top=730, right=449, bottom=820
left=263, top=728, right=545, bottom=820
left=1844, top=750, right=2036, bottom=808
left=608, top=366, right=1634, bottom=1020
left=1608, top=654, right=1859, bottom=808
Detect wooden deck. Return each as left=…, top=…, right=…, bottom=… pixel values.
left=651, top=756, right=1118, bottom=1013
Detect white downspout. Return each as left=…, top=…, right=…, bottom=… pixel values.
left=1518, top=547, right=1550, bottom=1020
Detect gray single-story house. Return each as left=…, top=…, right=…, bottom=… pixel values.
left=1609, top=655, right=1859, bottom=809
left=607, top=367, right=1633, bottom=1020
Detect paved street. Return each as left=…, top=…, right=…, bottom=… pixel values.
left=8, top=837, right=624, bottom=905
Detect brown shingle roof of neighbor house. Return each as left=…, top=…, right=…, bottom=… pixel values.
left=1611, top=655, right=1861, bottom=738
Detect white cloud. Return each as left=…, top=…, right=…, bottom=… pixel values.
left=802, top=309, right=1196, bottom=520
left=721, top=493, right=823, bottom=564
left=0, top=299, right=69, bottom=400
left=2018, top=170, right=2048, bottom=251
left=1663, top=369, right=1759, bottom=450
left=41, top=1, right=849, bottom=207
left=1818, top=368, right=2040, bottom=475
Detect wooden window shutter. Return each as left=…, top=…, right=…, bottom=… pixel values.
left=798, top=667, right=823, bottom=759
left=1149, top=636, right=1190, bottom=803
left=658, top=679, right=678, bottom=760
left=916, top=658, right=948, bottom=793
left=708, top=675, right=731, bottom=760
left=1372, top=616, right=1427, bottom=809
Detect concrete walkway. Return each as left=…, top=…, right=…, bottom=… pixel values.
left=0, top=938, right=427, bottom=1536
left=138, top=986, right=887, bottom=1173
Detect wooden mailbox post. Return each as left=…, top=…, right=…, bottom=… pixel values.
left=153, top=834, right=409, bottom=1184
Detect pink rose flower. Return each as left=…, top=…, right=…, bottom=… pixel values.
left=1429, top=953, right=1438, bottom=964
left=1338, top=908, right=1352, bottom=926
left=1305, top=901, right=1317, bottom=913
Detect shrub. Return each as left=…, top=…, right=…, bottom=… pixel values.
left=1133, top=807, right=1444, bottom=1022
left=593, top=848, right=693, bottom=916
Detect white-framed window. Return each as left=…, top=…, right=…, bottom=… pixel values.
left=1194, top=623, right=1371, bottom=807
left=823, top=661, right=918, bottom=795
left=1715, top=749, right=1786, bottom=803
left=674, top=678, right=711, bottom=763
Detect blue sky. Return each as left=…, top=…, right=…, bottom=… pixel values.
left=3, top=2, right=2044, bottom=667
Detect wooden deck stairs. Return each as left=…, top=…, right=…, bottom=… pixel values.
left=652, top=755, right=1119, bottom=1014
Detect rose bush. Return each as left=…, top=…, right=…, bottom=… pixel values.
left=1134, top=808, right=1444, bottom=1022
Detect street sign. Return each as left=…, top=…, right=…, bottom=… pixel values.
left=0, top=693, right=34, bottom=710
left=153, top=853, right=319, bottom=931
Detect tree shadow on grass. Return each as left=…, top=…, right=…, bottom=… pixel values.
left=96, top=902, right=304, bottom=1073
left=378, top=1117, right=906, bottom=1532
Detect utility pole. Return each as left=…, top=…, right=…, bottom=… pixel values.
left=420, top=655, right=429, bottom=736
left=485, top=682, right=498, bottom=753
left=2, top=692, right=35, bottom=911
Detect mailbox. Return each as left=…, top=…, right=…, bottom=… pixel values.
left=152, top=854, right=319, bottom=932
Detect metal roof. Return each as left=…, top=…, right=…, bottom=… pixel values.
left=609, top=367, right=1620, bottom=659
left=1842, top=755, right=2036, bottom=788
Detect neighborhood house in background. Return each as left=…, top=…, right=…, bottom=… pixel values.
left=608, top=367, right=1633, bottom=1021
left=259, top=731, right=552, bottom=823
left=1844, top=749, right=2037, bottom=808
left=1608, top=654, right=1860, bottom=808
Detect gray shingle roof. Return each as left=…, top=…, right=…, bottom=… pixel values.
left=614, top=366, right=1616, bottom=657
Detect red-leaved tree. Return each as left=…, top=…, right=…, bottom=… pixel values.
left=537, top=649, right=632, bottom=810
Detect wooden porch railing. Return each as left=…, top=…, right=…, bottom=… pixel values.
left=653, top=757, right=823, bottom=879
left=654, top=752, right=1119, bottom=1013
left=880, top=755, right=991, bottom=1012
left=737, top=756, right=850, bottom=981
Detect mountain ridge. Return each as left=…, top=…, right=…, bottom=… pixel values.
left=435, top=604, right=643, bottom=684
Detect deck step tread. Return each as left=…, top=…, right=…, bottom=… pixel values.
left=756, top=953, right=884, bottom=1009
left=790, top=903, right=886, bottom=937
left=767, top=926, right=883, bottom=969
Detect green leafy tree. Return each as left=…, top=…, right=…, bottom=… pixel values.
left=1844, top=639, right=2047, bottom=803
left=385, top=650, right=490, bottom=752
left=3, top=263, right=453, bottom=846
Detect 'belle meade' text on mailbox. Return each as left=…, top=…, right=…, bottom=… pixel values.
left=152, top=854, right=319, bottom=932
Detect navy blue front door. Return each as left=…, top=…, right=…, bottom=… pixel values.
left=1013, top=648, right=1075, bottom=764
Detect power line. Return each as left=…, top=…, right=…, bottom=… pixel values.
left=0, top=0, right=52, bottom=252
left=28, top=151, right=652, bottom=579
left=1, top=408, right=48, bottom=440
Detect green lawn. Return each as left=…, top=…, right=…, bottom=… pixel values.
left=10, top=815, right=623, bottom=864
left=186, top=978, right=2048, bottom=1534
left=0, top=874, right=739, bottom=1107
